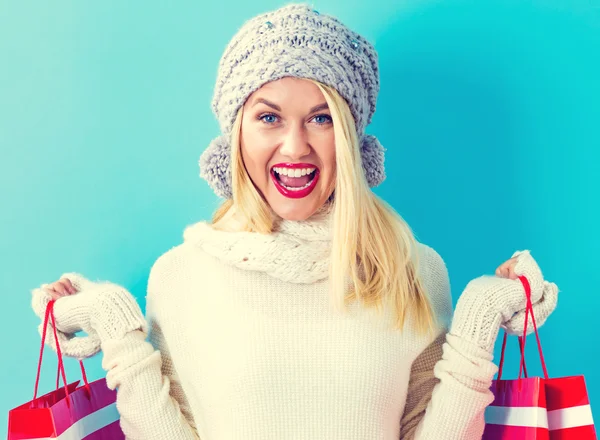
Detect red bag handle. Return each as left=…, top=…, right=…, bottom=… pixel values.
left=497, top=333, right=528, bottom=379
left=33, top=300, right=91, bottom=404
left=497, top=275, right=549, bottom=383
left=517, top=275, right=549, bottom=381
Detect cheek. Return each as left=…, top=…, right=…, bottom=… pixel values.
left=240, top=130, right=273, bottom=181
left=317, top=135, right=336, bottom=173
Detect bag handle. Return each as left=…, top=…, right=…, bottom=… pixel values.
left=497, top=333, right=528, bottom=380
left=517, top=275, right=549, bottom=381
left=496, top=276, right=549, bottom=383
left=33, top=300, right=91, bottom=404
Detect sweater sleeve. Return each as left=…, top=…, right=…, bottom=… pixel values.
left=399, top=245, right=498, bottom=440
left=100, top=258, right=201, bottom=440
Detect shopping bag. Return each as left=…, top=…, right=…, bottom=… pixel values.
left=483, top=333, right=550, bottom=440
left=483, top=276, right=597, bottom=439
left=8, top=300, right=125, bottom=439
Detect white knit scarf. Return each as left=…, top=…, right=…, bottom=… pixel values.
left=182, top=204, right=335, bottom=284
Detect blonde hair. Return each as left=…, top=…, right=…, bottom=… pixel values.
left=211, top=79, right=437, bottom=336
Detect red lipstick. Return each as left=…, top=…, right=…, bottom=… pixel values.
left=270, top=163, right=320, bottom=199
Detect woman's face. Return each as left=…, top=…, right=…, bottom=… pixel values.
left=240, top=77, right=336, bottom=221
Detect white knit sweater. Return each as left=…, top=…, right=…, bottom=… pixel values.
left=44, top=205, right=556, bottom=439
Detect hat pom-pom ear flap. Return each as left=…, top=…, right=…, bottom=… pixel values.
left=360, top=134, right=386, bottom=188
left=199, top=134, right=233, bottom=199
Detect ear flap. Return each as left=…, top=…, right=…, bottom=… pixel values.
left=199, top=134, right=233, bottom=199
left=360, top=134, right=386, bottom=188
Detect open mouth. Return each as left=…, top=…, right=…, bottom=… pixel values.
left=270, top=164, right=320, bottom=198
left=272, top=166, right=318, bottom=190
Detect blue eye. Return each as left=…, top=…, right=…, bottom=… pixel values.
left=313, top=114, right=332, bottom=125
left=257, top=113, right=332, bottom=125
left=258, top=113, right=279, bottom=124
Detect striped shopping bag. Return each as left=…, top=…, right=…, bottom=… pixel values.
left=483, top=276, right=596, bottom=439
left=8, top=300, right=124, bottom=439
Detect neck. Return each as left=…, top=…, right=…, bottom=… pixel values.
left=183, top=202, right=335, bottom=283
left=273, top=201, right=334, bottom=236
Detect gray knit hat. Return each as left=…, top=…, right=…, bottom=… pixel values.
left=199, top=3, right=386, bottom=199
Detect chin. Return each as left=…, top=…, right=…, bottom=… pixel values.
left=271, top=203, right=316, bottom=222
left=262, top=176, right=334, bottom=221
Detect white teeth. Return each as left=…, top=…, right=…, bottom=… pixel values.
left=273, top=167, right=316, bottom=177
left=272, top=166, right=317, bottom=191
left=280, top=180, right=313, bottom=191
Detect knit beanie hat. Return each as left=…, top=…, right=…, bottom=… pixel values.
left=199, top=3, right=386, bottom=199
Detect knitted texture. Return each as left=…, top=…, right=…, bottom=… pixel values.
left=502, top=280, right=558, bottom=335
left=449, top=250, right=559, bottom=353
left=28, top=211, right=559, bottom=438
left=183, top=202, right=334, bottom=283
left=31, top=286, right=102, bottom=359
left=31, top=273, right=148, bottom=359
left=199, top=3, right=386, bottom=198
left=94, top=221, right=461, bottom=439
left=93, top=211, right=557, bottom=439
left=184, top=216, right=558, bottom=353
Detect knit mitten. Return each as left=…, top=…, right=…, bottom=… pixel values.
left=31, top=272, right=148, bottom=359
left=449, top=250, right=557, bottom=353
left=502, top=279, right=559, bottom=336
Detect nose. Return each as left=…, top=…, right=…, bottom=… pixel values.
left=278, top=123, right=311, bottom=160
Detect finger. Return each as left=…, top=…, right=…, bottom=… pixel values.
left=499, top=256, right=517, bottom=269
left=62, top=278, right=78, bottom=294
left=57, top=279, right=76, bottom=295
left=48, top=289, right=61, bottom=300
left=41, top=283, right=54, bottom=294
left=51, top=282, right=70, bottom=297
left=60, top=273, right=96, bottom=291
left=42, top=285, right=61, bottom=300
left=496, top=264, right=506, bottom=277
left=499, top=258, right=515, bottom=269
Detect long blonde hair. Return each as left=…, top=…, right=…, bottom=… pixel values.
left=211, top=79, right=437, bottom=336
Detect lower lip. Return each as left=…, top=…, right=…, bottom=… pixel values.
left=270, top=169, right=320, bottom=199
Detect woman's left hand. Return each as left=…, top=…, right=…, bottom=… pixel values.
left=495, top=252, right=560, bottom=337
left=450, top=250, right=559, bottom=352
left=495, top=256, right=520, bottom=280
left=489, top=251, right=560, bottom=338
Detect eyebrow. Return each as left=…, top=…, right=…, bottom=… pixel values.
left=252, top=98, right=329, bottom=113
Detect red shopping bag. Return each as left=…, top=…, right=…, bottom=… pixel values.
left=8, top=300, right=125, bottom=439
left=483, top=276, right=596, bottom=439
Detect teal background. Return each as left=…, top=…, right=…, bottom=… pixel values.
left=1, top=0, right=598, bottom=435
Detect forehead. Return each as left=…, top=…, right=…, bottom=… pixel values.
left=246, top=77, right=325, bottom=105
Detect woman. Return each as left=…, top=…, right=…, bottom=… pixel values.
left=30, top=4, right=560, bottom=439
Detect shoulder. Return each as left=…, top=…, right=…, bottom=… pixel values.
left=147, top=244, right=185, bottom=289
left=148, top=220, right=222, bottom=283
left=146, top=238, right=216, bottom=300
left=415, top=242, right=453, bottom=330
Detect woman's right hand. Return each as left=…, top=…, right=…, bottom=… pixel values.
left=41, top=277, right=79, bottom=299
left=31, top=273, right=148, bottom=359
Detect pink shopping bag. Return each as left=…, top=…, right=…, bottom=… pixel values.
left=8, top=300, right=125, bottom=439
left=483, top=276, right=596, bottom=439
